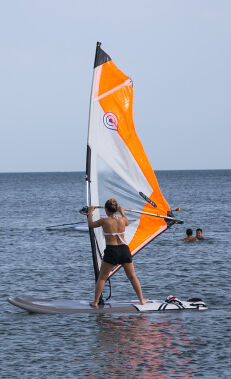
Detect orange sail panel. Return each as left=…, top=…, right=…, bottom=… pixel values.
left=86, top=43, right=172, bottom=279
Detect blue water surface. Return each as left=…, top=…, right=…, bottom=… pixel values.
left=0, top=170, right=230, bottom=378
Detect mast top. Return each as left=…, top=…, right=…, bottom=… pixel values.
left=94, top=41, right=111, bottom=68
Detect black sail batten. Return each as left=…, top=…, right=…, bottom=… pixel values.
left=87, top=176, right=101, bottom=282
left=88, top=228, right=100, bottom=282
left=94, top=41, right=111, bottom=68
left=86, top=166, right=100, bottom=282
left=86, top=145, right=91, bottom=182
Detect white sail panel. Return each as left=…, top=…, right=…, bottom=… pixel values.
left=86, top=43, right=173, bottom=279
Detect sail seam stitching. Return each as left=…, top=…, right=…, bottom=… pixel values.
left=94, top=79, right=132, bottom=101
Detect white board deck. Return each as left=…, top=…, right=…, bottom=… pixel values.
left=8, top=296, right=207, bottom=314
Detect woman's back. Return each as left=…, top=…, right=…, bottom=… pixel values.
left=103, top=216, right=127, bottom=245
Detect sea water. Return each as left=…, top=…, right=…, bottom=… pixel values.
left=0, top=170, right=230, bottom=378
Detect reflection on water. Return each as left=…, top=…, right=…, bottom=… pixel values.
left=84, top=314, right=199, bottom=378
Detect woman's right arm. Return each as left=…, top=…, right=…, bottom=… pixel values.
left=118, top=206, right=129, bottom=226
left=88, top=206, right=104, bottom=228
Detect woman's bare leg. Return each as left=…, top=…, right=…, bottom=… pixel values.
left=90, top=261, right=114, bottom=307
left=123, top=262, right=148, bottom=305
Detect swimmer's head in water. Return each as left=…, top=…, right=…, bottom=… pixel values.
left=196, top=228, right=203, bottom=237
left=186, top=228, right=193, bottom=236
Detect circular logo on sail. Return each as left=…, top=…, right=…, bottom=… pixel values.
left=103, top=112, right=118, bottom=131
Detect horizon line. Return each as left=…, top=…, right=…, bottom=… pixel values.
left=0, top=168, right=230, bottom=175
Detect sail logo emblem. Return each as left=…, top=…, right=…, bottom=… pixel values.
left=103, top=112, right=118, bottom=131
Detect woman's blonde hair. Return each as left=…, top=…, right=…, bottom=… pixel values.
left=105, top=198, right=118, bottom=213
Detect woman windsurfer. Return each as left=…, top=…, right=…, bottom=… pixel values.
left=88, top=198, right=148, bottom=307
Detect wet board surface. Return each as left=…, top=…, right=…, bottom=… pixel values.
left=8, top=297, right=207, bottom=314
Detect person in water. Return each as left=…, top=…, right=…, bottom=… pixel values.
left=183, top=228, right=197, bottom=242
left=88, top=198, right=148, bottom=307
left=196, top=228, right=205, bottom=240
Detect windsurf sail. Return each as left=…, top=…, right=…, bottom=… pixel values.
left=86, top=42, right=178, bottom=281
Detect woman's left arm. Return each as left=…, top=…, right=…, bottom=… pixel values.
left=88, top=206, right=104, bottom=228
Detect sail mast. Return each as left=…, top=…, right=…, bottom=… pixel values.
left=86, top=43, right=99, bottom=283
left=86, top=42, right=111, bottom=283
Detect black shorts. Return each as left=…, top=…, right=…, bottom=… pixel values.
left=103, top=244, right=132, bottom=266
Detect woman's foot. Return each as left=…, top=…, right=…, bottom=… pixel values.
left=140, top=299, right=149, bottom=305
left=89, top=301, right=98, bottom=307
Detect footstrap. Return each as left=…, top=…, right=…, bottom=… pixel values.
left=164, top=295, right=185, bottom=310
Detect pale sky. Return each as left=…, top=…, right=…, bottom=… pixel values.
left=0, top=0, right=230, bottom=172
